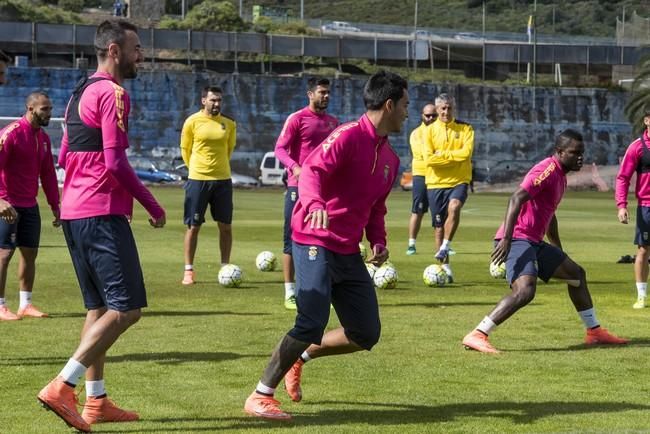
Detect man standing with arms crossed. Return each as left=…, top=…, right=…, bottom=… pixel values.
left=615, top=108, right=650, bottom=309
left=406, top=103, right=435, bottom=255
left=425, top=93, right=474, bottom=282
left=0, top=91, right=60, bottom=321
left=180, top=86, right=236, bottom=285
left=244, top=70, right=408, bottom=420
left=274, top=77, right=338, bottom=309
left=37, top=19, right=165, bottom=432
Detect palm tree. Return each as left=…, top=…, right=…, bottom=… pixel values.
left=625, top=53, right=650, bottom=135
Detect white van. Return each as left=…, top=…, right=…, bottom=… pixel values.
left=259, top=151, right=286, bottom=186
left=321, top=21, right=361, bottom=33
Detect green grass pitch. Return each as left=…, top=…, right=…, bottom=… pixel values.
left=2, top=187, right=648, bottom=433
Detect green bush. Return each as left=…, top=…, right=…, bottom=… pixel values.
left=58, top=0, right=84, bottom=13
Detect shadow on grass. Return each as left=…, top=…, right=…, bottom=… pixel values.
left=110, top=400, right=650, bottom=431
left=0, top=351, right=264, bottom=366
left=384, top=302, right=500, bottom=308
left=52, top=310, right=270, bottom=319
left=511, top=338, right=650, bottom=352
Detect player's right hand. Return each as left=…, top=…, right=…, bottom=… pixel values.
left=292, top=166, right=302, bottom=180
left=491, top=238, right=511, bottom=266
left=149, top=213, right=166, bottom=228
left=618, top=207, right=629, bottom=224
left=0, top=199, right=17, bottom=224
left=304, top=208, right=328, bottom=229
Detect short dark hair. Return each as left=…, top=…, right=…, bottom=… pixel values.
left=0, top=50, right=10, bottom=64
left=94, top=19, right=138, bottom=60
left=363, top=70, right=408, bottom=110
left=556, top=129, right=583, bottom=150
left=25, top=90, right=50, bottom=106
left=202, top=86, right=223, bottom=99
left=307, top=77, right=329, bottom=92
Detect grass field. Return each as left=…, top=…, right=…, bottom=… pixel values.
left=1, top=187, right=647, bottom=433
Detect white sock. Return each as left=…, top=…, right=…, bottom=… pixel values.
left=184, top=264, right=193, bottom=271
left=256, top=381, right=275, bottom=395
left=477, top=316, right=497, bottom=335
left=578, top=308, right=599, bottom=329
left=300, top=351, right=311, bottom=362
left=86, top=380, right=106, bottom=397
left=636, top=282, right=647, bottom=298
left=59, top=359, right=87, bottom=386
left=408, top=238, right=416, bottom=247
left=0, top=297, right=5, bottom=306
left=284, top=282, right=295, bottom=299
left=441, top=239, right=450, bottom=250
left=441, top=264, right=453, bottom=275
left=19, top=291, right=32, bottom=309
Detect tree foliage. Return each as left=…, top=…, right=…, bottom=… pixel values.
left=0, top=0, right=82, bottom=24
left=160, top=0, right=247, bottom=32
left=625, top=54, right=650, bottom=135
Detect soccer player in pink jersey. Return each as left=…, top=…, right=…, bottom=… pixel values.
left=462, top=129, right=627, bottom=353
left=615, top=108, right=650, bottom=309
left=274, top=77, right=338, bottom=310
left=0, top=91, right=60, bottom=321
left=244, top=71, right=408, bottom=420
left=37, top=20, right=165, bottom=433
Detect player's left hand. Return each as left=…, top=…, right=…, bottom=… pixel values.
left=618, top=207, right=629, bottom=224
left=52, top=209, right=61, bottom=228
left=368, top=244, right=388, bottom=266
left=149, top=213, right=166, bottom=228
left=305, top=208, right=328, bottom=229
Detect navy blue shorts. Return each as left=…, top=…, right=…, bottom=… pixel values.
left=289, top=242, right=381, bottom=350
left=427, top=183, right=468, bottom=227
left=411, top=175, right=429, bottom=214
left=500, top=239, right=567, bottom=285
left=62, top=216, right=147, bottom=312
left=283, top=187, right=299, bottom=254
left=634, top=206, right=650, bottom=246
left=183, top=179, right=233, bottom=226
left=0, top=205, right=41, bottom=249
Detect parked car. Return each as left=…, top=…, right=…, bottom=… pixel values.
left=410, top=30, right=437, bottom=39
left=321, top=21, right=361, bottom=33
left=232, top=172, right=260, bottom=188
left=129, top=156, right=181, bottom=183
left=259, top=151, right=286, bottom=186
left=454, top=32, right=481, bottom=40
left=158, top=157, right=189, bottom=180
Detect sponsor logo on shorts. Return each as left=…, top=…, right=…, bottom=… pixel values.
left=10, top=232, right=16, bottom=245
left=644, top=232, right=648, bottom=241
left=308, top=246, right=318, bottom=261
left=417, top=202, right=423, bottom=210
left=435, top=214, right=442, bottom=224
left=291, top=191, right=297, bottom=202
left=194, top=213, right=201, bottom=222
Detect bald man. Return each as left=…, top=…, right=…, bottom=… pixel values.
left=0, top=91, right=60, bottom=320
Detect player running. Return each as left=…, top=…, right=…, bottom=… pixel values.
left=462, top=129, right=627, bottom=353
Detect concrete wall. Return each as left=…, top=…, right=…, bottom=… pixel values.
left=0, top=67, right=634, bottom=180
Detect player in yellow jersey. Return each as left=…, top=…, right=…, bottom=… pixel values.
left=180, top=86, right=237, bottom=285
left=406, top=103, right=436, bottom=255
left=424, top=93, right=474, bottom=282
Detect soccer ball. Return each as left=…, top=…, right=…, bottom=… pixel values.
left=365, top=262, right=378, bottom=279
left=218, top=264, right=242, bottom=287
left=489, top=261, right=506, bottom=279
left=423, top=264, right=447, bottom=287
left=373, top=263, right=398, bottom=289
left=255, top=251, right=277, bottom=272
left=359, top=243, right=368, bottom=261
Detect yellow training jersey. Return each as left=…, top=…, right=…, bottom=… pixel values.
left=180, top=111, right=237, bottom=181
left=409, top=123, right=428, bottom=177
left=424, top=118, right=474, bottom=189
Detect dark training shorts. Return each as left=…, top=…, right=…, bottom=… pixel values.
left=62, top=215, right=147, bottom=312
left=0, top=205, right=41, bottom=249
left=634, top=206, right=650, bottom=246
left=499, top=238, right=567, bottom=286
left=427, top=183, right=468, bottom=227
left=183, top=179, right=233, bottom=226
left=289, top=242, right=381, bottom=350
left=283, top=187, right=299, bottom=254
left=411, top=175, right=429, bottom=214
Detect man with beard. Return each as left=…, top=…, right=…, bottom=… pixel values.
left=244, top=71, right=408, bottom=420
left=462, top=130, right=627, bottom=353
left=274, top=77, right=338, bottom=309
left=0, top=91, right=60, bottom=321
left=38, top=20, right=165, bottom=432
left=180, top=86, right=237, bottom=285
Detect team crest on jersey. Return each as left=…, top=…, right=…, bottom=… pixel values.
left=220, top=123, right=226, bottom=130
left=384, top=165, right=390, bottom=181
left=308, top=246, right=318, bottom=261
left=533, top=162, right=556, bottom=186
left=455, top=132, right=460, bottom=139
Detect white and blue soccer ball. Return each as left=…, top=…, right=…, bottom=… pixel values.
left=359, top=243, right=368, bottom=261
left=365, top=262, right=378, bottom=280
left=373, top=263, right=398, bottom=289
left=255, top=251, right=277, bottom=272
left=423, top=264, right=447, bottom=287
left=489, top=261, right=506, bottom=279
left=218, top=264, right=243, bottom=287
